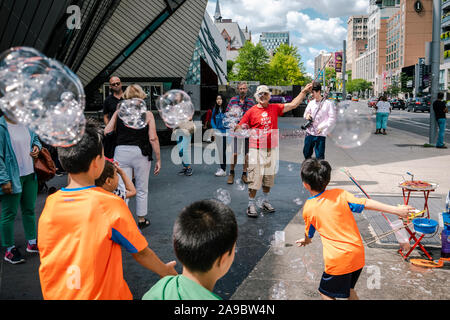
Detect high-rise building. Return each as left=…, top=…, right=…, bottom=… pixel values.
left=385, top=0, right=432, bottom=94
left=259, top=31, right=290, bottom=55
left=440, top=0, right=450, bottom=97
left=346, top=15, right=368, bottom=72
left=314, top=52, right=334, bottom=81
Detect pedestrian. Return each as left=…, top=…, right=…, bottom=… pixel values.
left=104, top=84, right=161, bottom=229
left=235, top=83, right=312, bottom=218
left=38, top=120, right=177, bottom=300
left=226, top=82, right=255, bottom=185
left=95, top=159, right=136, bottom=201
left=175, top=117, right=195, bottom=176
left=302, top=82, right=336, bottom=160
left=211, top=94, right=228, bottom=177
left=375, top=95, right=391, bottom=135
left=297, top=158, right=415, bottom=300
left=0, top=114, right=41, bottom=264
left=142, top=199, right=237, bottom=300
left=433, top=92, right=448, bottom=149
left=103, top=76, right=124, bottom=158
left=201, top=106, right=213, bottom=142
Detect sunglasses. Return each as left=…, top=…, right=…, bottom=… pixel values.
left=111, top=82, right=121, bottom=86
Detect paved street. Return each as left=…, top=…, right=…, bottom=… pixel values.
left=1, top=105, right=449, bottom=300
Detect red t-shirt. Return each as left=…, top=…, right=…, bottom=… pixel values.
left=239, top=104, right=284, bottom=149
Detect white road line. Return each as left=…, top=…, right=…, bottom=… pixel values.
left=389, top=116, right=450, bottom=133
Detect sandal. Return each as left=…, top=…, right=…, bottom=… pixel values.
left=138, top=218, right=151, bottom=229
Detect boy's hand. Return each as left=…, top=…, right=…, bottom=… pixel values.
left=113, top=161, right=123, bottom=174
left=165, top=260, right=178, bottom=276
left=396, top=204, right=416, bottom=219
left=296, top=237, right=311, bottom=247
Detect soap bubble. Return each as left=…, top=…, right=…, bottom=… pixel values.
left=0, top=47, right=86, bottom=147
left=329, top=101, right=374, bottom=149
left=255, top=196, right=265, bottom=208
left=287, top=164, right=294, bottom=172
left=156, top=90, right=194, bottom=129
left=118, top=98, right=148, bottom=129
left=293, top=198, right=303, bottom=206
left=234, top=178, right=246, bottom=191
left=215, top=188, right=231, bottom=205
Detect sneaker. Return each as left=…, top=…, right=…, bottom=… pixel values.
left=4, top=247, right=25, bottom=264
left=262, top=201, right=276, bottom=213
left=26, top=243, right=39, bottom=253
left=247, top=204, right=258, bottom=218
left=241, top=173, right=248, bottom=184
left=177, top=168, right=187, bottom=176
left=215, top=168, right=227, bottom=177
left=227, top=173, right=235, bottom=184
left=184, top=167, right=193, bottom=176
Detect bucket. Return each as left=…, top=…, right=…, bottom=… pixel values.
left=412, top=218, right=438, bottom=234
left=390, top=220, right=410, bottom=252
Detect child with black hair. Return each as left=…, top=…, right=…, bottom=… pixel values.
left=296, top=158, right=415, bottom=300
left=38, top=120, right=177, bottom=300
left=95, top=159, right=136, bottom=201
left=142, top=199, right=238, bottom=300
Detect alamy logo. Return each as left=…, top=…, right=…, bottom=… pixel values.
left=66, top=5, right=81, bottom=30
left=66, top=265, right=81, bottom=290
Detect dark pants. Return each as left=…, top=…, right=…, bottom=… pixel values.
left=303, top=135, right=326, bottom=160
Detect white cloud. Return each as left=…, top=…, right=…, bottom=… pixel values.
left=306, top=59, right=315, bottom=70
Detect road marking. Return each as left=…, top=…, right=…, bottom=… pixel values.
left=389, top=116, right=450, bottom=133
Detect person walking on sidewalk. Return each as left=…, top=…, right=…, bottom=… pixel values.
left=226, top=82, right=255, bottom=185
left=297, top=158, right=415, bottom=300
left=433, top=92, right=448, bottom=149
left=103, top=76, right=124, bottom=158
left=0, top=114, right=41, bottom=264
left=104, top=84, right=161, bottom=229
left=211, top=94, right=228, bottom=177
left=236, top=83, right=312, bottom=218
left=374, top=95, right=391, bottom=135
left=302, top=82, right=336, bottom=160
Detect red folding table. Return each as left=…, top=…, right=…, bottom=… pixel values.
left=398, top=182, right=438, bottom=260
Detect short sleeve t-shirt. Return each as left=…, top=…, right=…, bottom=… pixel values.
left=302, top=189, right=367, bottom=275
left=142, top=275, right=222, bottom=300
left=103, top=95, right=123, bottom=121
left=433, top=100, right=447, bottom=120
left=6, top=122, right=34, bottom=177
left=38, top=186, right=148, bottom=300
left=376, top=101, right=391, bottom=113
left=238, top=104, right=284, bottom=149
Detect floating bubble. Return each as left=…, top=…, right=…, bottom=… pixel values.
left=156, top=90, right=194, bottom=129
left=215, top=188, right=231, bottom=205
left=287, top=164, right=294, bottom=172
left=258, top=229, right=264, bottom=236
left=255, top=196, right=265, bottom=208
left=271, top=231, right=285, bottom=255
left=118, top=98, right=148, bottom=129
left=329, top=101, right=374, bottom=149
left=234, top=178, right=246, bottom=191
left=293, top=198, right=303, bottom=206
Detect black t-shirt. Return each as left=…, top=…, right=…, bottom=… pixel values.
left=433, top=100, right=447, bottom=120
left=103, top=95, right=123, bottom=122
left=116, top=117, right=153, bottom=161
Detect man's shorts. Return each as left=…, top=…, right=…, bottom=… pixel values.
left=318, top=268, right=363, bottom=299
left=247, top=148, right=279, bottom=191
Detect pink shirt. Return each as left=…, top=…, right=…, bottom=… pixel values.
left=303, top=99, right=336, bottom=137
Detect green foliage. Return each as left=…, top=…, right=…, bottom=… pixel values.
left=400, top=72, right=413, bottom=94
left=346, top=78, right=372, bottom=94
left=230, top=42, right=309, bottom=85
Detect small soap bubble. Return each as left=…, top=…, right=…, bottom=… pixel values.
left=215, top=188, right=231, bottom=205
left=156, top=90, right=194, bottom=129
left=118, top=98, right=148, bottom=129
left=234, top=179, right=246, bottom=191
left=293, top=198, right=303, bottom=206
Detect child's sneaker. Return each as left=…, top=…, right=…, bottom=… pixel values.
left=4, top=247, right=25, bottom=264
left=185, top=167, right=193, bottom=176
left=177, top=168, right=187, bottom=176
left=26, top=243, right=39, bottom=253
left=215, top=168, right=227, bottom=177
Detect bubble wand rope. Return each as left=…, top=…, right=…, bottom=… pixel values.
left=340, top=167, right=392, bottom=226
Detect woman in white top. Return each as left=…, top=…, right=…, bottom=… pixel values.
left=375, top=96, right=392, bottom=135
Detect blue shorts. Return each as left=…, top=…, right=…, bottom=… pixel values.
left=318, top=268, right=363, bottom=299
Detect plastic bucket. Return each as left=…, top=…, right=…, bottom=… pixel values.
left=390, top=220, right=410, bottom=251
left=412, top=218, right=438, bottom=234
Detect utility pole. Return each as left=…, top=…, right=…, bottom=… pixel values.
left=343, top=40, right=346, bottom=98
left=429, top=0, right=441, bottom=145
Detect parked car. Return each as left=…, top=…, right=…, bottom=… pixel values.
left=352, top=96, right=359, bottom=102
left=406, top=97, right=430, bottom=113
left=269, top=95, right=286, bottom=104
left=390, top=98, right=405, bottom=110
left=346, top=94, right=352, bottom=100
left=368, top=97, right=378, bottom=108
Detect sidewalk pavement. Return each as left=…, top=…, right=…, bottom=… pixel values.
left=231, top=117, right=450, bottom=300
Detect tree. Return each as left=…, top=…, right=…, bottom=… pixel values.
left=269, top=44, right=309, bottom=86
left=227, top=60, right=237, bottom=81
left=233, top=42, right=271, bottom=83
left=346, top=78, right=372, bottom=95
left=400, top=72, right=413, bottom=95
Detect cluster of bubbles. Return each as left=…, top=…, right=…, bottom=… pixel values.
left=118, top=98, right=148, bottom=129
left=329, top=100, right=374, bottom=149
left=222, top=105, right=243, bottom=131
left=0, top=47, right=86, bottom=147
left=271, top=231, right=285, bottom=256
left=156, top=89, right=194, bottom=129
left=279, top=128, right=306, bottom=140
left=214, top=188, right=231, bottom=205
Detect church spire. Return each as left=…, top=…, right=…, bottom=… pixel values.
left=214, top=0, right=222, bottom=23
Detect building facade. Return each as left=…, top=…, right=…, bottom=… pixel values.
left=259, top=32, right=290, bottom=55
left=346, top=15, right=368, bottom=72
left=440, top=0, right=450, bottom=98
left=314, top=52, right=334, bottom=81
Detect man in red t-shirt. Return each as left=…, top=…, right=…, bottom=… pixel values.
left=235, top=84, right=312, bottom=218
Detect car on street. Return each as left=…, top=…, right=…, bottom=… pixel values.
left=368, top=97, right=378, bottom=108
left=390, top=98, right=406, bottom=110
left=406, top=97, right=430, bottom=113
left=352, top=96, right=359, bottom=102
left=346, top=94, right=352, bottom=100
left=269, top=95, right=286, bottom=104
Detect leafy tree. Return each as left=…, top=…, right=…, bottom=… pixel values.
left=233, top=42, right=270, bottom=83
left=400, top=72, right=413, bottom=94
left=227, top=60, right=237, bottom=81
left=346, top=78, right=372, bottom=95
left=269, top=45, right=308, bottom=85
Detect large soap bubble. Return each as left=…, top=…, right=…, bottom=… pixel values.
left=329, top=101, right=374, bottom=149
left=156, top=89, right=194, bottom=129
left=0, top=47, right=86, bottom=147
left=118, top=98, right=148, bottom=129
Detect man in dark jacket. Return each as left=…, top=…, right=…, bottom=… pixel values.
left=433, top=92, right=448, bottom=149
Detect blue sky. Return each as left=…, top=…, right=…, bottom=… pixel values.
left=206, top=0, right=370, bottom=77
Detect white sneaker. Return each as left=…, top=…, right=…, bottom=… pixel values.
left=215, top=168, right=227, bottom=177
